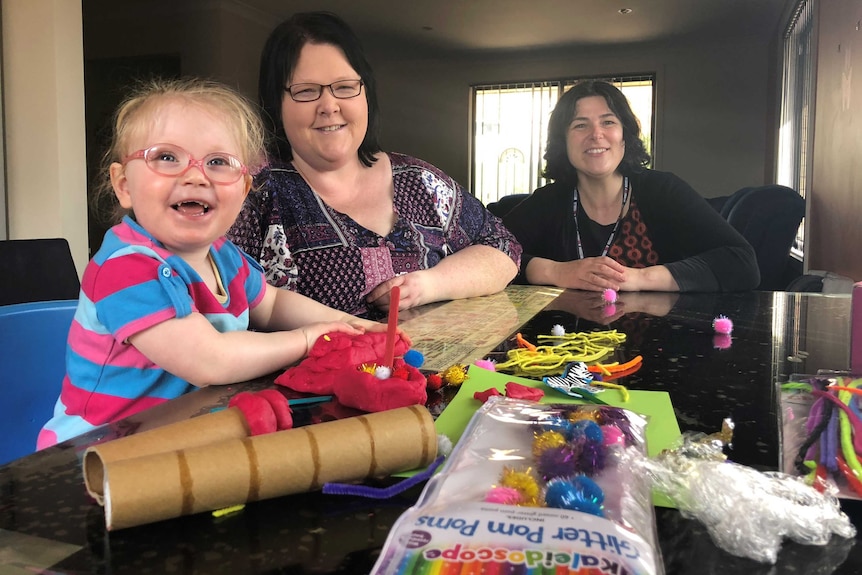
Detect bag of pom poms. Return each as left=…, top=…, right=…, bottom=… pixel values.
left=371, top=396, right=663, bottom=575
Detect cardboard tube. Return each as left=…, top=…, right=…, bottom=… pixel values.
left=87, top=405, right=437, bottom=530
left=83, top=407, right=250, bottom=503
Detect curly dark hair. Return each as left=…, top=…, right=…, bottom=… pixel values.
left=258, top=11, right=382, bottom=167
left=543, top=80, right=650, bottom=184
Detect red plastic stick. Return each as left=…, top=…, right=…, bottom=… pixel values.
left=383, top=286, right=400, bottom=368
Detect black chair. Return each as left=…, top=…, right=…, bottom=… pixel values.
left=0, top=238, right=81, bottom=306
left=486, top=193, right=530, bottom=218
left=705, top=195, right=729, bottom=212
left=721, top=185, right=805, bottom=291
left=785, top=274, right=824, bottom=292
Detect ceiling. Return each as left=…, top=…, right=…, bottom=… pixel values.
left=241, top=0, right=791, bottom=52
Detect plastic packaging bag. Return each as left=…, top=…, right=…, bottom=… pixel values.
left=629, top=425, right=856, bottom=564
left=372, top=396, right=663, bottom=574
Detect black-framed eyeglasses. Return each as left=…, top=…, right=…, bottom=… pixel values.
left=122, top=144, right=248, bottom=185
left=284, top=79, right=364, bottom=102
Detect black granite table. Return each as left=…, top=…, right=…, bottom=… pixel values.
left=1, top=290, right=858, bottom=574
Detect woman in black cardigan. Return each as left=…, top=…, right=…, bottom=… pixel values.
left=503, top=80, right=759, bottom=293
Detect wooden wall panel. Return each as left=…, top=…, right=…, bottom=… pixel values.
left=810, top=0, right=862, bottom=280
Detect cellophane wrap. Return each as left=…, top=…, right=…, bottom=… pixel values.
left=372, top=396, right=663, bottom=575
left=627, top=429, right=856, bottom=564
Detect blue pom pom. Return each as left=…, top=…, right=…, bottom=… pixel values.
left=537, top=417, right=573, bottom=437
left=569, top=420, right=603, bottom=444
left=571, top=475, right=605, bottom=505
left=545, top=475, right=604, bottom=517
left=403, top=349, right=425, bottom=368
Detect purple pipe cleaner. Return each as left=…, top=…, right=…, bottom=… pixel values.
left=805, top=397, right=825, bottom=462
left=810, top=389, right=862, bottom=453
left=805, top=397, right=826, bottom=461
left=806, top=396, right=825, bottom=434
left=322, top=455, right=446, bottom=499
left=823, top=408, right=839, bottom=472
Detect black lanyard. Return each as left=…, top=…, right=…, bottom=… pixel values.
left=572, top=176, right=630, bottom=259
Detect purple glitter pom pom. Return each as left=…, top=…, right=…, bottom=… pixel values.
left=537, top=445, right=581, bottom=481
left=577, top=440, right=607, bottom=475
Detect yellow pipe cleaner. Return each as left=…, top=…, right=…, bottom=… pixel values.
left=496, top=330, right=627, bottom=378
left=591, top=380, right=630, bottom=402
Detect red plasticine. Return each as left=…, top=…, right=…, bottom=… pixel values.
left=505, top=382, right=545, bottom=401
left=256, top=389, right=293, bottom=430
left=275, top=331, right=427, bottom=412
left=474, top=388, right=502, bottom=402
left=229, top=392, right=277, bottom=436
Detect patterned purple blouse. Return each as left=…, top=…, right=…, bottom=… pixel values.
left=227, top=153, right=522, bottom=319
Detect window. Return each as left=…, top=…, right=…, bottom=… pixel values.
left=472, top=75, right=655, bottom=206
left=777, top=0, right=816, bottom=258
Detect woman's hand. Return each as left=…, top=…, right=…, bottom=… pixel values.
left=366, top=271, right=435, bottom=312
left=617, top=265, right=679, bottom=292
left=528, top=256, right=626, bottom=291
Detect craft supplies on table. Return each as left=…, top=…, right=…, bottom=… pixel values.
left=781, top=375, right=862, bottom=500
left=373, top=397, right=664, bottom=575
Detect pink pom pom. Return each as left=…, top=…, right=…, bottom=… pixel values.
left=713, top=315, right=733, bottom=335
left=602, top=303, right=617, bottom=317
left=600, top=424, right=625, bottom=447
left=602, top=288, right=618, bottom=303
left=473, top=359, right=496, bottom=371
left=484, top=486, right=524, bottom=505
left=713, top=334, right=732, bottom=350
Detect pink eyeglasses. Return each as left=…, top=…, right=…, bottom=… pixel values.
left=123, top=144, right=248, bottom=184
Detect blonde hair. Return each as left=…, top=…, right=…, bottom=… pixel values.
left=93, top=77, right=267, bottom=224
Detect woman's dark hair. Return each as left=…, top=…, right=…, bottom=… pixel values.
left=258, top=11, right=381, bottom=167
left=543, top=80, right=650, bottom=183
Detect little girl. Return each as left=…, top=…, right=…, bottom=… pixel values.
left=38, top=78, right=384, bottom=448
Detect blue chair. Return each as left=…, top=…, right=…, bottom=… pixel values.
left=0, top=299, right=77, bottom=464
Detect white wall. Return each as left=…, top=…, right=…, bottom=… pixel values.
left=2, top=0, right=88, bottom=275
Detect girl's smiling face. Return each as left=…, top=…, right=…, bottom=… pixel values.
left=110, top=100, right=251, bottom=260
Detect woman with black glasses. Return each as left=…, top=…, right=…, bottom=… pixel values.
left=228, top=12, right=521, bottom=319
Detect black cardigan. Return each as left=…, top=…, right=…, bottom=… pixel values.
left=502, top=169, right=760, bottom=292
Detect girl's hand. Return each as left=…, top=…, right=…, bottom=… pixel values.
left=348, top=307, right=413, bottom=346
left=300, top=321, right=365, bottom=355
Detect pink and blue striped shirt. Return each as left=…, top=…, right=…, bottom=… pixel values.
left=38, top=217, right=265, bottom=448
